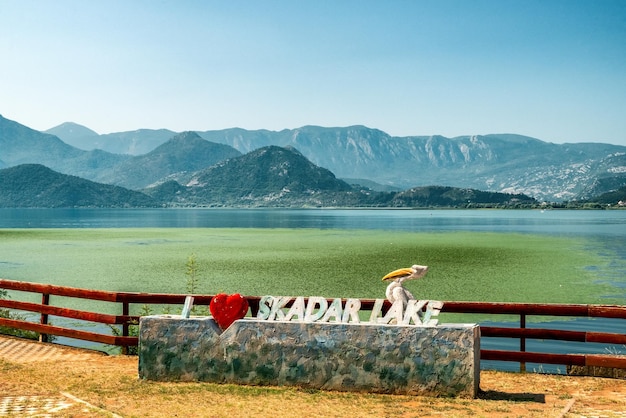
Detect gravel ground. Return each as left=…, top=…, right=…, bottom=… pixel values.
left=1, top=335, right=625, bottom=417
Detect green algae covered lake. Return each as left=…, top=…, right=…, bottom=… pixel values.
left=0, top=227, right=621, bottom=310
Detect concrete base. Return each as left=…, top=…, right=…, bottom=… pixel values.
left=139, top=315, right=480, bottom=397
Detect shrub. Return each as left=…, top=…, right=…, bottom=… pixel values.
left=0, top=289, right=40, bottom=340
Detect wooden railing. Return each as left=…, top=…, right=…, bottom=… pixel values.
left=1, top=278, right=625, bottom=371
left=443, top=301, right=626, bottom=372
left=0, top=279, right=212, bottom=352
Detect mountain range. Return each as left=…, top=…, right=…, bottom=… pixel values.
left=43, top=119, right=626, bottom=202
left=1, top=114, right=625, bottom=207
left=0, top=159, right=537, bottom=208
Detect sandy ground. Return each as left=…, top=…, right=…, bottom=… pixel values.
left=1, top=335, right=626, bottom=417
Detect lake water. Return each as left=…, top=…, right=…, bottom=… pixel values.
left=1, top=208, right=625, bottom=371
left=1, top=208, right=626, bottom=237
left=3, top=207, right=625, bottom=288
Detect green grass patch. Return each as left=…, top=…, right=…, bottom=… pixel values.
left=0, top=228, right=617, bottom=318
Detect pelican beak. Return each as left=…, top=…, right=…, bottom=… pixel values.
left=382, top=267, right=413, bottom=281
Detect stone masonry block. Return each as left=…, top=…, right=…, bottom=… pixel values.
left=138, top=315, right=480, bottom=397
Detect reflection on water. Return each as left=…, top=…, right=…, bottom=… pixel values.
left=1, top=208, right=625, bottom=235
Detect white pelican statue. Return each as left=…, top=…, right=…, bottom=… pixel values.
left=382, top=264, right=429, bottom=305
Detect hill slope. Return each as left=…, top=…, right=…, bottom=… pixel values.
left=144, top=145, right=537, bottom=208
left=0, top=164, right=157, bottom=208
left=156, top=145, right=358, bottom=207
left=587, top=185, right=626, bottom=206
left=1, top=115, right=85, bottom=167
left=389, top=186, right=536, bottom=208
left=198, top=126, right=626, bottom=201
left=97, top=131, right=242, bottom=189
left=0, top=115, right=129, bottom=178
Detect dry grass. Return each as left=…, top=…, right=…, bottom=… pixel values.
left=2, top=346, right=626, bottom=418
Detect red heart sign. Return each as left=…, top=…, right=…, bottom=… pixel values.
left=209, top=293, right=249, bottom=330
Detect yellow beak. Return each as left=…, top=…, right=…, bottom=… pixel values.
left=382, top=267, right=413, bottom=281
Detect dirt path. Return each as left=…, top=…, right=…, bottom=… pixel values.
left=0, top=335, right=107, bottom=363
left=1, top=335, right=626, bottom=417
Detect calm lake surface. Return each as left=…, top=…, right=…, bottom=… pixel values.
left=1, top=207, right=625, bottom=237
left=1, top=208, right=625, bottom=371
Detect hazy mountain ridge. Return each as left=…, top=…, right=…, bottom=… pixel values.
left=45, top=121, right=98, bottom=141
left=83, top=119, right=626, bottom=201
left=0, top=160, right=538, bottom=209
left=198, top=127, right=626, bottom=201
left=4, top=115, right=626, bottom=203
left=45, top=121, right=177, bottom=155
left=190, top=145, right=353, bottom=194
left=1, top=115, right=129, bottom=177
left=150, top=145, right=359, bottom=207
left=143, top=146, right=538, bottom=208
left=1, top=116, right=241, bottom=190
left=95, top=131, right=242, bottom=189
left=97, top=125, right=611, bottom=202
left=1, top=115, right=85, bottom=167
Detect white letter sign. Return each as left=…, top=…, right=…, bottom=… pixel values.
left=255, top=296, right=443, bottom=327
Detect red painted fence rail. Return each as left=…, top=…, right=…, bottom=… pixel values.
left=1, top=278, right=625, bottom=371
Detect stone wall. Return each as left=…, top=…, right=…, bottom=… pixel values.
left=139, top=315, right=480, bottom=397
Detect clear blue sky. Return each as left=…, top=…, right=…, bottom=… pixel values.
left=1, top=0, right=625, bottom=145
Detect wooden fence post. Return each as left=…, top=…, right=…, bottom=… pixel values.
left=122, top=302, right=130, bottom=355
left=39, top=293, right=50, bottom=343
left=520, top=313, right=526, bottom=372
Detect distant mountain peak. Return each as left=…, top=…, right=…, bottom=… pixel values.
left=170, top=131, right=203, bottom=141
left=147, top=131, right=230, bottom=156
left=187, top=145, right=353, bottom=200
left=45, top=121, right=99, bottom=139
left=98, top=132, right=242, bottom=189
